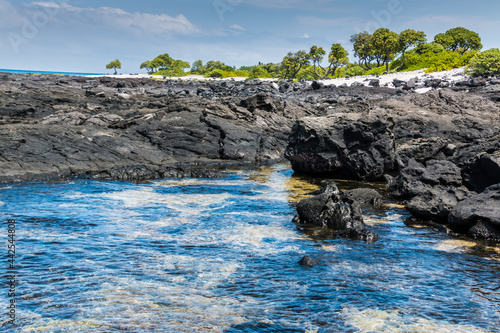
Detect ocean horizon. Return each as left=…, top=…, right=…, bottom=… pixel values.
left=0, top=68, right=105, bottom=76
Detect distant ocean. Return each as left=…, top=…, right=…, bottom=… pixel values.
left=0, top=69, right=104, bottom=76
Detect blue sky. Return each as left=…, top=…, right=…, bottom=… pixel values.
left=0, top=0, right=499, bottom=73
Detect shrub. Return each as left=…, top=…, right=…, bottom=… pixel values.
left=389, top=50, right=477, bottom=73
left=155, top=67, right=187, bottom=77
left=295, top=66, right=317, bottom=81
left=465, top=48, right=500, bottom=76
left=414, top=42, right=446, bottom=55
left=343, top=64, right=366, bottom=77
left=206, top=69, right=225, bottom=78
left=366, top=66, right=386, bottom=76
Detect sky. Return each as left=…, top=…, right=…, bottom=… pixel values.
left=0, top=0, right=499, bottom=73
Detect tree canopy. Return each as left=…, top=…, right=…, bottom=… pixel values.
left=280, top=51, right=310, bottom=79
left=141, top=53, right=190, bottom=76
left=106, top=59, right=121, bottom=74
left=372, top=28, right=400, bottom=73
left=434, top=27, right=482, bottom=54
left=351, top=32, right=376, bottom=70
left=397, top=29, right=426, bottom=69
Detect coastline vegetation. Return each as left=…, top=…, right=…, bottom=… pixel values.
left=130, top=27, right=497, bottom=80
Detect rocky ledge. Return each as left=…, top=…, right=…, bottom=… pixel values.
left=0, top=73, right=398, bottom=183
left=285, top=80, right=500, bottom=243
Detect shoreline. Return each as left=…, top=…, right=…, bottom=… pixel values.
left=86, top=67, right=471, bottom=93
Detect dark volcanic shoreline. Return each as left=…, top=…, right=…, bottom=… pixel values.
left=0, top=73, right=395, bottom=183
left=2, top=73, right=500, bottom=242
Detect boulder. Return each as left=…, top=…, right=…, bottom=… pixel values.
left=448, top=184, right=500, bottom=239
left=286, top=115, right=396, bottom=181
left=311, top=81, right=324, bottom=90
left=461, top=151, right=500, bottom=192
left=393, top=79, right=406, bottom=88
left=389, top=160, right=470, bottom=221
left=295, top=184, right=379, bottom=243
left=299, top=256, right=319, bottom=266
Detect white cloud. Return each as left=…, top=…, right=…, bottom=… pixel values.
left=28, top=1, right=199, bottom=35
left=229, top=24, right=245, bottom=32
left=300, top=33, right=310, bottom=39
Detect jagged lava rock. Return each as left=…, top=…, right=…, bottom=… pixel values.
left=448, top=184, right=500, bottom=241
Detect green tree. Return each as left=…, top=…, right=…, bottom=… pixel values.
left=372, top=28, right=400, bottom=73
left=308, top=45, right=326, bottom=79
left=325, top=44, right=349, bottom=77
left=173, top=60, right=190, bottom=70
left=351, top=32, right=376, bottom=70
left=249, top=66, right=270, bottom=79
left=206, top=60, right=227, bottom=72
left=435, top=27, right=482, bottom=54
left=191, top=60, right=205, bottom=74
left=434, top=33, right=454, bottom=50
left=397, top=29, right=426, bottom=69
left=466, top=48, right=500, bottom=76
left=280, top=50, right=310, bottom=79
left=106, top=59, right=121, bottom=74
left=151, top=53, right=173, bottom=71
left=140, top=61, right=153, bottom=73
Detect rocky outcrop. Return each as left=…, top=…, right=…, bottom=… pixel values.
left=0, top=74, right=402, bottom=183
left=285, top=87, right=500, bottom=241
left=0, top=75, right=306, bottom=183
left=389, top=159, right=471, bottom=222
left=286, top=89, right=500, bottom=179
left=448, top=184, right=500, bottom=242
left=295, top=183, right=379, bottom=243
left=285, top=115, right=396, bottom=181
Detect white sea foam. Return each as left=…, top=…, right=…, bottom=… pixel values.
left=342, top=307, right=487, bottom=333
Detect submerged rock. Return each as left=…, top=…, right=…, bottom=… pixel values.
left=298, top=256, right=319, bottom=266
left=342, top=188, right=382, bottom=206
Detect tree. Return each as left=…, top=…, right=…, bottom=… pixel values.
left=280, top=50, right=309, bottom=79
left=106, top=59, right=121, bottom=74
left=308, top=45, right=326, bottom=79
left=466, top=48, right=500, bottom=76
left=434, top=33, right=454, bottom=50
left=173, top=60, right=190, bottom=70
left=372, top=28, right=400, bottom=73
left=309, top=44, right=349, bottom=79
left=140, top=61, right=153, bottom=73
left=351, top=32, right=378, bottom=70
left=397, top=29, right=426, bottom=69
left=434, top=27, right=482, bottom=54
left=152, top=53, right=173, bottom=70
left=325, top=44, right=349, bottom=77
left=191, top=60, right=205, bottom=74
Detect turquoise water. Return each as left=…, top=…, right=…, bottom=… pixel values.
left=0, top=69, right=104, bottom=76
left=0, top=164, right=499, bottom=332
